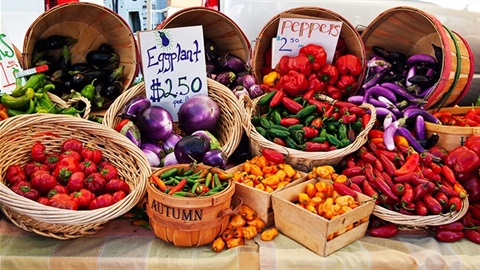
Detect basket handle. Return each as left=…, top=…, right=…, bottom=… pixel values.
left=238, top=93, right=255, bottom=133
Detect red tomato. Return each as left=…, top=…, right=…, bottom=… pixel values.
left=67, top=171, right=86, bottom=192
left=88, top=193, right=115, bottom=210
left=31, top=141, right=47, bottom=162
left=48, top=193, right=78, bottom=210
left=70, top=188, right=95, bottom=209
left=61, top=138, right=83, bottom=153
left=105, top=179, right=130, bottom=194
left=5, top=164, right=27, bottom=186
left=81, top=146, right=103, bottom=164
left=30, top=170, right=57, bottom=194
left=85, top=172, right=107, bottom=195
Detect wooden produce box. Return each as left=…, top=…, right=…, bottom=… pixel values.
left=226, top=164, right=307, bottom=227
left=425, top=106, right=480, bottom=151
left=271, top=179, right=375, bottom=257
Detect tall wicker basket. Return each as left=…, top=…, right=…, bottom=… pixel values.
left=0, top=114, right=151, bottom=239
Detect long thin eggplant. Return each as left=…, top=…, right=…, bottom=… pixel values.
left=380, top=82, right=424, bottom=104
left=403, top=107, right=441, bottom=124
left=396, top=126, right=425, bottom=153
left=414, top=115, right=426, bottom=142
left=405, top=53, right=437, bottom=66
left=383, top=121, right=399, bottom=150
left=363, top=85, right=397, bottom=104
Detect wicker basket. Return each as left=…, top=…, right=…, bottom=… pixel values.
left=372, top=198, right=469, bottom=227
left=48, top=93, right=91, bottom=119
left=251, top=6, right=366, bottom=88
left=22, top=2, right=139, bottom=98
left=361, top=6, right=474, bottom=109
left=241, top=94, right=376, bottom=171
left=156, top=6, right=251, bottom=66
left=0, top=114, right=151, bottom=239
left=103, top=78, right=244, bottom=165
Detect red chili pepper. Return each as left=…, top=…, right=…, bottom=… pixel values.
left=395, top=152, right=420, bottom=176
left=281, top=96, right=303, bottom=114
left=269, top=89, right=285, bottom=107
left=423, top=167, right=441, bottom=182
left=415, top=200, right=429, bottom=216
left=362, top=180, right=378, bottom=200
left=323, top=104, right=335, bottom=119
left=333, top=182, right=357, bottom=197
left=453, top=182, right=468, bottom=199
left=302, top=88, right=316, bottom=101
left=349, top=175, right=366, bottom=185
left=362, top=113, right=372, bottom=128
left=261, top=148, right=285, bottom=164
left=392, top=183, right=405, bottom=196
left=349, top=183, right=362, bottom=193
left=429, top=145, right=449, bottom=161
left=434, top=191, right=449, bottom=209
left=369, top=224, right=398, bottom=238
left=342, top=166, right=363, bottom=177
left=379, top=153, right=396, bottom=177
left=301, top=126, right=319, bottom=138
left=465, top=229, right=480, bottom=244
left=168, top=178, right=187, bottom=195
left=374, top=177, right=399, bottom=202
left=272, top=137, right=286, bottom=146
left=363, top=163, right=375, bottom=183
left=448, top=196, right=463, bottom=212
left=308, top=99, right=328, bottom=113
left=419, top=152, right=433, bottom=167
left=368, top=129, right=384, bottom=140
left=435, top=230, right=465, bottom=242
left=310, top=117, right=323, bottom=129
left=423, top=193, right=443, bottom=214
left=393, top=172, right=419, bottom=184
left=436, top=221, right=465, bottom=232
left=304, top=141, right=329, bottom=152
left=348, top=105, right=366, bottom=116
left=339, top=113, right=357, bottom=124
left=279, top=117, right=301, bottom=127
left=306, top=73, right=326, bottom=93
left=359, top=148, right=376, bottom=164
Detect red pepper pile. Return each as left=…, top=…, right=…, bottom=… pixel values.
left=4, top=139, right=129, bottom=210
left=335, top=136, right=468, bottom=217
left=271, top=40, right=363, bottom=100
left=433, top=107, right=480, bottom=127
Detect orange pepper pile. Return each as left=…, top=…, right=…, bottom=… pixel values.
left=231, top=155, right=302, bottom=193
left=211, top=205, right=278, bottom=252
left=301, top=165, right=369, bottom=240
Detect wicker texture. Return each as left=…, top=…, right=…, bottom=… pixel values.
left=22, top=2, right=139, bottom=93
left=361, top=6, right=473, bottom=109
left=0, top=114, right=151, bottom=239
left=48, top=93, right=91, bottom=119
left=373, top=198, right=469, bottom=227
left=157, top=6, right=251, bottom=66
left=241, top=94, right=376, bottom=171
left=103, top=78, right=244, bottom=164
left=252, top=6, right=366, bottom=87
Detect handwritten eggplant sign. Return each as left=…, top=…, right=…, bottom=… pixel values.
left=271, top=16, right=342, bottom=69
left=138, top=25, right=207, bottom=121
left=0, top=19, right=23, bottom=95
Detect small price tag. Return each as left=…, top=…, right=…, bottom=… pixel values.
left=138, top=25, right=207, bottom=121
left=271, top=16, right=342, bottom=69
left=0, top=18, right=24, bottom=95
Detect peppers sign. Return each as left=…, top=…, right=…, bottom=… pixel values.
left=138, top=26, right=207, bottom=122
left=271, top=16, right=343, bottom=69
left=0, top=19, right=24, bottom=95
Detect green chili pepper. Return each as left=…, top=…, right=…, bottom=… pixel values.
left=7, top=98, right=36, bottom=116
left=213, top=173, right=222, bottom=188
left=296, top=104, right=317, bottom=120
left=1, top=87, right=35, bottom=109
left=257, top=90, right=277, bottom=106
left=338, top=123, right=348, bottom=140
left=310, top=136, right=327, bottom=143
left=255, top=126, right=267, bottom=137
left=270, top=109, right=282, bottom=125
left=80, top=79, right=97, bottom=102
left=326, top=133, right=341, bottom=147
left=23, top=73, right=46, bottom=92
left=259, top=116, right=271, bottom=129
left=160, top=168, right=179, bottom=179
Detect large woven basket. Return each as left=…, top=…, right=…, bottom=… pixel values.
left=103, top=78, right=244, bottom=165
left=0, top=114, right=151, bottom=240
left=157, top=6, right=251, bottom=65
left=22, top=2, right=139, bottom=94
left=241, top=94, right=376, bottom=172
left=251, top=6, right=367, bottom=87
left=372, top=198, right=469, bottom=227
left=361, top=6, right=474, bottom=109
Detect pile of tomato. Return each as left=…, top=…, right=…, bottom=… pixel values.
left=4, top=138, right=130, bottom=210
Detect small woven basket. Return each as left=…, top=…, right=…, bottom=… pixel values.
left=361, top=6, right=474, bottom=109
left=252, top=6, right=366, bottom=87
left=48, top=93, right=91, bottom=119
left=22, top=2, right=139, bottom=96
left=372, top=198, right=469, bottom=227
left=0, top=114, right=151, bottom=240
left=241, top=94, right=376, bottom=171
left=103, top=78, right=244, bottom=165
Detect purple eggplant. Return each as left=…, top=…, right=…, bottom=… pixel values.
left=119, top=96, right=151, bottom=119
left=204, top=39, right=218, bottom=62
left=215, top=71, right=236, bottom=87
left=383, top=121, right=399, bottom=151
left=142, top=149, right=161, bottom=167
left=347, top=95, right=364, bottom=105
left=242, top=74, right=257, bottom=89
left=414, top=115, right=426, bottom=142
left=380, top=82, right=425, bottom=104
left=403, top=107, right=441, bottom=124
left=202, top=149, right=227, bottom=168
left=363, top=85, right=397, bottom=104
left=396, top=126, right=425, bottom=153
left=405, top=53, right=437, bottom=66
left=248, top=84, right=264, bottom=99
left=217, top=53, right=246, bottom=73
left=363, top=68, right=389, bottom=89
left=232, top=85, right=249, bottom=99
left=119, top=121, right=142, bottom=147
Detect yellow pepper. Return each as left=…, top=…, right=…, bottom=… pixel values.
left=247, top=216, right=266, bottom=232
left=262, top=71, right=280, bottom=87
left=262, top=175, right=280, bottom=187
left=305, top=204, right=317, bottom=214
left=334, top=174, right=347, bottom=184
left=222, top=228, right=235, bottom=241
left=250, top=164, right=263, bottom=176
left=260, top=228, right=279, bottom=241
left=228, top=214, right=247, bottom=229
left=275, top=169, right=287, bottom=182
left=226, top=237, right=244, bottom=249
left=255, top=182, right=265, bottom=191
left=234, top=226, right=245, bottom=238
left=239, top=205, right=256, bottom=221
left=243, top=225, right=258, bottom=240
left=335, top=195, right=354, bottom=207
left=315, top=165, right=335, bottom=179
left=211, top=237, right=226, bottom=252
left=283, top=164, right=296, bottom=178
left=306, top=182, right=316, bottom=198
left=298, top=192, right=311, bottom=205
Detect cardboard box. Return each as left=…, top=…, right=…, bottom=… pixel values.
left=271, top=179, right=375, bottom=257
left=226, top=164, right=307, bottom=227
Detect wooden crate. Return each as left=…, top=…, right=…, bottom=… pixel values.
left=226, top=164, right=306, bottom=227
left=271, top=179, right=375, bottom=257
left=425, top=106, right=480, bottom=151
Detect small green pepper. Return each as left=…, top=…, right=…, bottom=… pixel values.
left=1, top=87, right=35, bottom=109
left=80, top=79, right=96, bottom=102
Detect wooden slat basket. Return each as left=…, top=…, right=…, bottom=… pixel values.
left=0, top=114, right=151, bottom=240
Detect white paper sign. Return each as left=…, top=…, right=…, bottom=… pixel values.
left=0, top=18, right=23, bottom=95
left=138, top=26, right=207, bottom=121
left=272, top=17, right=342, bottom=69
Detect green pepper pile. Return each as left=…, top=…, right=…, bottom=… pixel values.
left=0, top=73, right=84, bottom=117
left=151, top=165, right=232, bottom=197
left=253, top=91, right=371, bottom=152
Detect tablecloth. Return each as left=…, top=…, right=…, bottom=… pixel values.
left=0, top=217, right=479, bottom=270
